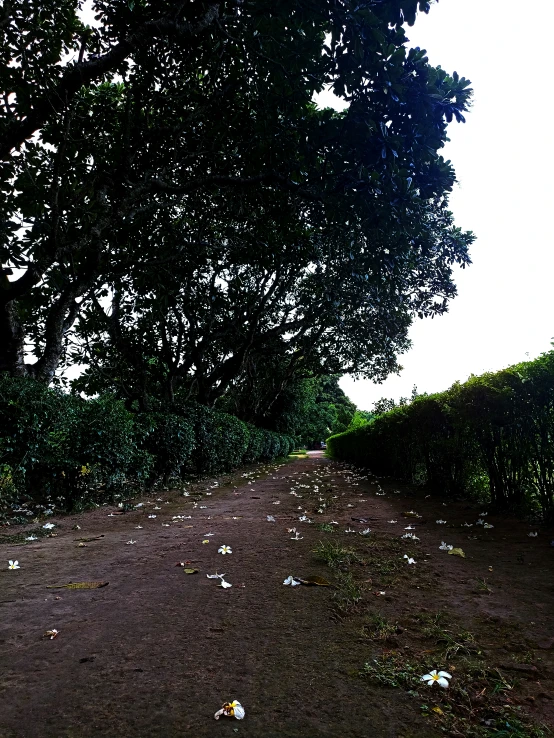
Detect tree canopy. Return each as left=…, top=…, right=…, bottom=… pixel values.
left=1, top=0, right=474, bottom=418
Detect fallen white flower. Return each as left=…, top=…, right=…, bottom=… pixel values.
left=218, top=545, right=232, bottom=555
left=404, top=525, right=415, bottom=530
left=126, top=540, right=137, bottom=545
left=219, top=580, right=232, bottom=589
left=388, top=520, right=397, bottom=524
left=436, top=520, right=447, bottom=524
left=42, top=523, right=55, bottom=529
left=135, top=525, right=143, bottom=529
left=421, top=669, right=452, bottom=688
left=214, top=700, right=245, bottom=720
left=403, top=555, right=416, bottom=564
left=439, top=542, right=453, bottom=551
left=483, top=523, right=494, bottom=529
left=25, top=535, right=38, bottom=541
left=8, top=560, right=20, bottom=569
left=528, top=532, right=538, bottom=537
left=360, top=528, right=371, bottom=536
left=267, top=515, right=276, bottom=522
left=283, top=576, right=300, bottom=586
left=148, top=515, right=157, bottom=519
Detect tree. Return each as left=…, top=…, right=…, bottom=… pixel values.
left=1, top=0, right=473, bottom=394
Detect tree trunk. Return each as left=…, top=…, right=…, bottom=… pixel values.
left=0, top=300, right=28, bottom=377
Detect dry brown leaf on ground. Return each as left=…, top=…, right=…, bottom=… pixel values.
left=46, top=582, right=109, bottom=589
left=298, top=576, right=332, bottom=586
left=448, top=548, right=466, bottom=558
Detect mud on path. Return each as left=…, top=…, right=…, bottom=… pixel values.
left=1, top=452, right=554, bottom=738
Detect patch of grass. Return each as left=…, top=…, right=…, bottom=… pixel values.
left=362, top=613, right=400, bottom=641
left=361, top=652, right=420, bottom=689
left=474, top=577, right=492, bottom=594
left=333, top=571, right=363, bottom=613
left=0, top=525, right=56, bottom=545
left=418, top=612, right=478, bottom=659
left=313, top=540, right=362, bottom=569
left=317, top=522, right=337, bottom=533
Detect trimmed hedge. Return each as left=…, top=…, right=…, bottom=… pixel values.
left=0, top=375, right=294, bottom=510
left=327, top=351, right=554, bottom=518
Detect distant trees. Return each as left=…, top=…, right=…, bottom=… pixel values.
left=1, top=1, right=473, bottom=420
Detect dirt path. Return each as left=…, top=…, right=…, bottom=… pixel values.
left=1, top=453, right=554, bottom=737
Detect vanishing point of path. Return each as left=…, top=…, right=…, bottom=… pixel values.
left=1, top=452, right=554, bottom=737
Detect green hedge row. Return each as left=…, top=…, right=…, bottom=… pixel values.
left=327, top=351, right=554, bottom=518
left=0, top=375, right=294, bottom=510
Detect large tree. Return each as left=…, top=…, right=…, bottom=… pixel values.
left=1, top=0, right=473, bottom=395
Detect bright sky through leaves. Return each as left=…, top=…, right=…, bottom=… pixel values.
left=338, top=0, right=554, bottom=409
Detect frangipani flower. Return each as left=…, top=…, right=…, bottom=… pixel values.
left=8, top=560, right=20, bottom=569
left=44, top=629, right=59, bottom=639
left=25, top=535, right=38, bottom=541
left=135, top=525, right=143, bottom=529
left=214, top=700, right=245, bottom=720
left=283, top=575, right=300, bottom=586
left=207, top=573, right=226, bottom=580
left=439, top=542, right=453, bottom=551
left=266, top=515, right=276, bottom=522
left=388, top=520, right=397, bottom=524
left=126, top=540, right=137, bottom=545
left=344, top=527, right=356, bottom=534
left=528, top=532, right=538, bottom=537
left=360, top=528, right=371, bottom=536
left=42, top=522, right=55, bottom=529
left=404, top=525, right=415, bottom=530
left=403, top=555, right=416, bottom=564
left=402, top=533, right=419, bottom=540
left=421, top=669, right=452, bottom=688
left=219, top=580, right=232, bottom=589
left=290, top=531, right=303, bottom=540
left=483, top=523, right=494, bottom=529
left=436, top=520, right=447, bottom=524
left=476, top=518, right=484, bottom=525
left=148, top=515, right=157, bottom=519
left=218, top=545, right=232, bottom=555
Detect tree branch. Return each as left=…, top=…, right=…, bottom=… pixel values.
left=0, top=3, right=221, bottom=159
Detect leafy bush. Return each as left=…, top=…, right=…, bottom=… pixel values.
left=328, top=351, right=554, bottom=518
left=0, top=375, right=293, bottom=510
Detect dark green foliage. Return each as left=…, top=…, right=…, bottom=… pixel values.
left=1, top=0, right=473, bottom=405
left=136, top=411, right=195, bottom=482
left=327, top=351, right=554, bottom=518
left=0, top=375, right=292, bottom=510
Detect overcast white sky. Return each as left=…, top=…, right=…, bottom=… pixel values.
left=336, top=0, right=554, bottom=411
